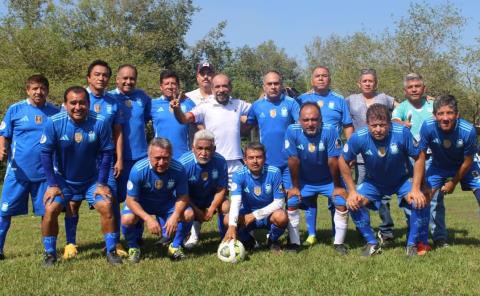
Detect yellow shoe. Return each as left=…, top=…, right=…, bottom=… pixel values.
left=303, top=235, right=318, bottom=247
left=168, top=244, right=186, bottom=261
left=116, top=243, right=128, bottom=258
left=63, top=243, right=78, bottom=260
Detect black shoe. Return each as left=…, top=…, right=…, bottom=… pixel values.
left=267, top=238, right=282, bottom=253
left=377, top=231, right=394, bottom=247
left=405, top=245, right=418, bottom=257
left=106, top=250, right=123, bottom=265
left=155, top=236, right=171, bottom=247
left=333, top=244, right=348, bottom=255
left=43, top=253, right=57, bottom=267
left=241, top=235, right=257, bottom=251
left=361, top=244, right=382, bottom=257
left=0, top=252, right=5, bottom=260
left=434, top=239, right=449, bottom=249
left=285, top=243, right=300, bottom=253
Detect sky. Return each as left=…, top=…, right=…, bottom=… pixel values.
left=186, top=0, right=480, bottom=64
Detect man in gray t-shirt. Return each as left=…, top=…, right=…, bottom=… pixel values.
left=345, top=68, right=397, bottom=245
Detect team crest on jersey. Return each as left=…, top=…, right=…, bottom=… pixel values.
left=328, top=101, right=335, bottom=109
left=281, top=107, right=288, bottom=117
left=270, top=109, right=277, bottom=118
left=390, top=143, right=399, bottom=155
left=212, top=169, right=218, bottom=179
left=201, top=171, right=209, bottom=181
left=74, top=132, right=83, bottom=143
left=265, top=184, right=272, bottom=194
left=155, top=180, right=163, bottom=190
left=35, top=115, right=43, bottom=124
left=443, top=139, right=452, bottom=149
left=88, top=131, right=96, bottom=142
left=377, top=147, right=386, bottom=157
left=0, top=121, right=5, bottom=130
left=94, top=104, right=101, bottom=113
left=125, top=100, right=132, bottom=108
left=318, top=141, right=325, bottom=151
left=106, top=104, right=113, bottom=114
left=167, top=179, right=175, bottom=189
left=456, top=139, right=464, bottom=148
left=308, top=143, right=316, bottom=153
left=254, top=186, right=262, bottom=196
left=317, top=100, right=324, bottom=108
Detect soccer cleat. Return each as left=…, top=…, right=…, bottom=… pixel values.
left=434, top=239, right=449, bottom=249
left=377, top=231, right=394, bottom=247
left=62, top=243, right=78, bottom=260
left=43, top=253, right=57, bottom=267
left=168, top=244, right=186, bottom=261
left=0, top=252, right=5, bottom=260
left=303, top=235, right=317, bottom=247
left=405, top=245, right=418, bottom=257
left=333, top=244, right=348, bottom=256
left=285, top=243, right=300, bottom=253
left=183, top=235, right=199, bottom=250
left=128, top=248, right=141, bottom=263
left=116, top=243, right=128, bottom=258
left=361, top=244, right=382, bottom=257
left=155, top=236, right=171, bottom=247
left=417, top=242, right=432, bottom=256
left=267, top=238, right=282, bottom=253
left=106, top=250, right=123, bottom=265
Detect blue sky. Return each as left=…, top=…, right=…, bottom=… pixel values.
left=186, top=0, right=480, bottom=63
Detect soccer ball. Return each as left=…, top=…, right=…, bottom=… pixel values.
left=217, top=240, right=246, bottom=263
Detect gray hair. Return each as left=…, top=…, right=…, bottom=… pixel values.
left=359, top=68, right=377, bottom=82
left=193, top=129, right=215, bottom=146
left=149, top=137, right=172, bottom=153
left=403, top=73, right=424, bottom=87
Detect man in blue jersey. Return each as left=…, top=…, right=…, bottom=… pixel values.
left=121, top=138, right=193, bottom=263
left=180, top=129, right=229, bottom=249
left=416, top=95, right=480, bottom=247
left=40, top=86, right=122, bottom=266
left=151, top=70, right=196, bottom=159
left=284, top=103, right=349, bottom=254
left=245, top=71, right=300, bottom=250
left=339, top=104, right=431, bottom=257
left=224, top=142, right=288, bottom=252
left=63, top=60, right=126, bottom=260
left=0, top=75, right=59, bottom=260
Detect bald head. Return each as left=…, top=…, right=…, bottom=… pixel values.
left=212, top=73, right=232, bottom=104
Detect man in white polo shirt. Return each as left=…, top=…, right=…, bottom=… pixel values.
left=186, top=62, right=215, bottom=106
left=171, top=73, right=251, bottom=185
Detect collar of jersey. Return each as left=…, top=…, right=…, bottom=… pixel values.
left=247, top=164, right=267, bottom=179
left=86, top=87, right=106, bottom=99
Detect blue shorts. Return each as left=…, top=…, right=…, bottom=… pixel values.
left=116, top=159, right=137, bottom=203
left=122, top=202, right=175, bottom=219
left=190, top=197, right=215, bottom=210
left=280, top=167, right=293, bottom=190
left=239, top=208, right=272, bottom=231
left=356, top=179, right=411, bottom=211
left=58, top=177, right=107, bottom=207
left=71, top=162, right=118, bottom=203
left=0, top=173, right=48, bottom=216
left=426, top=162, right=480, bottom=190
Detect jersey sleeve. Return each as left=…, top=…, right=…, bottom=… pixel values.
left=126, top=168, right=142, bottom=200
left=240, top=100, right=252, bottom=116
left=230, top=171, right=244, bottom=196
left=144, top=96, right=152, bottom=122
left=284, top=126, right=298, bottom=158
left=272, top=170, right=285, bottom=200
left=189, top=104, right=205, bottom=124
left=342, top=133, right=360, bottom=162
left=40, top=118, right=56, bottom=153
left=418, top=121, right=430, bottom=152
left=392, top=103, right=405, bottom=120
left=291, top=100, right=300, bottom=122
left=464, top=126, right=478, bottom=156
left=340, top=99, right=353, bottom=126
left=0, top=106, right=14, bottom=138
left=113, top=102, right=125, bottom=125
left=98, top=120, right=114, bottom=152
left=403, top=127, right=420, bottom=158
left=174, top=166, right=189, bottom=197
left=327, top=128, right=342, bottom=158
left=386, top=95, right=396, bottom=111
left=184, top=99, right=196, bottom=112
left=217, top=158, right=228, bottom=189
left=246, top=103, right=258, bottom=125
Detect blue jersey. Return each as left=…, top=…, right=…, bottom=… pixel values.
left=230, top=165, right=285, bottom=211
left=0, top=99, right=59, bottom=181
left=40, top=112, right=114, bottom=184
left=297, top=90, right=352, bottom=135
left=419, top=118, right=477, bottom=171
left=109, top=88, right=151, bottom=160
left=284, top=123, right=342, bottom=185
left=247, top=95, right=300, bottom=168
left=342, top=123, right=419, bottom=190
left=150, top=96, right=196, bottom=159
left=87, top=88, right=124, bottom=128
left=179, top=151, right=228, bottom=207
left=126, top=158, right=188, bottom=213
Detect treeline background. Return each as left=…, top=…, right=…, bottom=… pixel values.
left=0, top=0, right=479, bottom=123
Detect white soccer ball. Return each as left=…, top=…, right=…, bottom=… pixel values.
left=217, top=240, right=246, bottom=263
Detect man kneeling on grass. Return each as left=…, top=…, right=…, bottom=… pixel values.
left=339, top=104, right=431, bottom=257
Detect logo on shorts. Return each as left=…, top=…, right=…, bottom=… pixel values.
left=456, top=139, right=464, bottom=148
left=308, top=143, right=316, bottom=153
left=281, top=107, right=288, bottom=117
left=94, top=104, right=101, bottom=113
left=74, top=132, right=83, bottom=143
left=390, top=143, right=399, bottom=154
left=270, top=109, right=277, bottom=118
left=1, top=202, right=8, bottom=212
left=377, top=146, right=386, bottom=157
left=35, top=115, right=43, bottom=124
left=125, top=100, right=132, bottom=108
left=254, top=186, right=262, bottom=196
left=40, top=134, right=47, bottom=144
left=265, top=184, right=272, bottom=194
left=443, top=139, right=451, bottom=149
left=318, top=141, right=325, bottom=151
left=167, top=179, right=175, bottom=189
left=317, top=100, right=324, bottom=108
left=155, top=180, right=163, bottom=190
left=343, top=144, right=349, bottom=153
left=201, top=171, right=209, bottom=181
left=328, top=101, right=335, bottom=109
left=212, top=169, right=218, bottom=179
left=285, top=140, right=290, bottom=149
left=88, top=131, right=96, bottom=142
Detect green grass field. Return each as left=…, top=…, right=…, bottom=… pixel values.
left=1, top=191, right=480, bottom=295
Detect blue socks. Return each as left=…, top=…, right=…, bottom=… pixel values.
left=269, top=224, right=285, bottom=242
left=0, top=216, right=12, bottom=253
left=217, top=213, right=226, bottom=237
left=408, top=204, right=430, bottom=246
left=350, top=207, right=377, bottom=245
left=43, top=236, right=57, bottom=255
left=303, top=197, right=317, bottom=237
left=104, top=232, right=118, bottom=253
left=172, top=221, right=192, bottom=248
left=65, top=215, right=79, bottom=245
left=122, top=221, right=143, bottom=249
